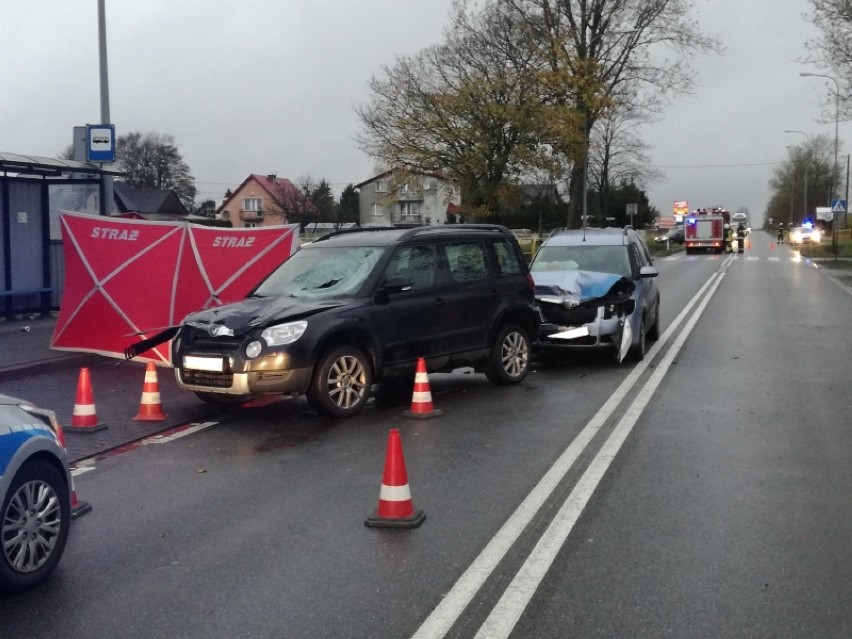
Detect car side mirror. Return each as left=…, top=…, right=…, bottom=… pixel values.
left=381, top=275, right=414, bottom=293
left=639, top=265, right=658, bottom=278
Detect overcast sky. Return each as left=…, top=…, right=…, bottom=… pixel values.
left=2, top=1, right=845, bottom=226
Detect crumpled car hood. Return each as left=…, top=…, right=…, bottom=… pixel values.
left=533, top=270, right=635, bottom=308
left=183, top=296, right=346, bottom=335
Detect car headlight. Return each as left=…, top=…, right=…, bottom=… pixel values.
left=261, top=320, right=308, bottom=346
left=245, top=340, right=263, bottom=359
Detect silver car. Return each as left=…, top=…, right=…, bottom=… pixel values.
left=531, top=228, right=661, bottom=362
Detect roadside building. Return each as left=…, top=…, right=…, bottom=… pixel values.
left=217, top=174, right=315, bottom=228
left=355, top=169, right=461, bottom=227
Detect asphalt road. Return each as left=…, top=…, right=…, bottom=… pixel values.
left=2, top=231, right=852, bottom=638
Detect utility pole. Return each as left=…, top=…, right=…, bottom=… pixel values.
left=98, top=0, right=113, bottom=216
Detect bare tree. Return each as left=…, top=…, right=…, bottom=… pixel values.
left=265, top=175, right=316, bottom=227
left=804, top=0, right=852, bottom=119
left=493, top=0, right=721, bottom=225
left=589, top=94, right=663, bottom=221
left=766, top=134, right=837, bottom=224
left=357, top=1, right=582, bottom=214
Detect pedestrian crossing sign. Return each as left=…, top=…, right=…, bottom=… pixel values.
left=831, top=199, right=846, bottom=213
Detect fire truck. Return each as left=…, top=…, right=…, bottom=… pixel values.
left=684, top=208, right=729, bottom=255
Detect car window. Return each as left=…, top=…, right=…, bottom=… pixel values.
left=252, top=246, right=384, bottom=298
left=531, top=245, right=632, bottom=278
left=634, top=237, right=652, bottom=267
left=385, top=244, right=437, bottom=290
left=446, top=241, right=488, bottom=282
left=492, top=239, right=523, bottom=275
left=627, top=244, right=644, bottom=277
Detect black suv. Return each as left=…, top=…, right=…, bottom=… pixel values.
left=171, top=225, right=540, bottom=417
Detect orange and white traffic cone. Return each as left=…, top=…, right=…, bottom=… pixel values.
left=134, top=362, right=167, bottom=421
left=402, top=357, right=443, bottom=419
left=67, top=367, right=107, bottom=433
left=365, top=428, right=425, bottom=529
left=70, top=484, right=92, bottom=519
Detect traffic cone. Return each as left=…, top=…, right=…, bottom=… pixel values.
left=70, top=484, right=92, bottom=519
left=365, top=429, right=425, bottom=529
left=134, top=362, right=167, bottom=421
left=771, top=242, right=776, bottom=249
left=402, top=357, right=443, bottom=419
left=67, top=368, right=107, bottom=433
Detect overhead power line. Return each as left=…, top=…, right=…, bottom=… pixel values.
left=651, top=161, right=785, bottom=169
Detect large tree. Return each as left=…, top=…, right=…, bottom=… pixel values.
left=500, top=0, right=720, bottom=226
left=117, top=132, right=197, bottom=208
left=357, top=0, right=583, bottom=215
left=357, top=0, right=718, bottom=225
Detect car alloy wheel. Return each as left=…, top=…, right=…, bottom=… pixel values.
left=486, top=324, right=530, bottom=384
left=307, top=346, right=373, bottom=418
left=0, top=460, right=70, bottom=594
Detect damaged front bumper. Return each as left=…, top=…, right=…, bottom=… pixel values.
left=537, top=300, right=633, bottom=348
left=533, top=270, right=636, bottom=357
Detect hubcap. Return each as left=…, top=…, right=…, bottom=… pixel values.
left=501, top=331, right=529, bottom=378
left=2, top=480, right=62, bottom=574
left=326, top=355, right=368, bottom=410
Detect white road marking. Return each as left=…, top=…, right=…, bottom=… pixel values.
left=410, top=272, right=724, bottom=639
left=473, top=268, right=725, bottom=639
left=71, top=465, right=96, bottom=477
left=143, top=421, right=218, bottom=444
left=768, top=256, right=780, bottom=261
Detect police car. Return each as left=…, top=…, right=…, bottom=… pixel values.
left=0, top=395, right=72, bottom=594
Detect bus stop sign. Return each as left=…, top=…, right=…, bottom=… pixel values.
left=86, top=124, right=116, bottom=162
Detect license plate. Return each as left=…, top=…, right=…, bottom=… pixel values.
left=183, top=355, right=224, bottom=372
left=550, top=326, right=590, bottom=340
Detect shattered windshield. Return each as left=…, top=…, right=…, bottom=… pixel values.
left=252, top=246, right=384, bottom=298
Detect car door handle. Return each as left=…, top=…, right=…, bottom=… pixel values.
left=433, top=298, right=446, bottom=306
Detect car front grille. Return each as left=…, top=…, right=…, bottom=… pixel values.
left=180, top=369, right=234, bottom=388
left=539, top=302, right=598, bottom=327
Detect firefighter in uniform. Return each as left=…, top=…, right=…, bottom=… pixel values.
left=777, top=223, right=785, bottom=244
left=724, top=223, right=734, bottom=253
left=736, top=222, right=746, bottom=254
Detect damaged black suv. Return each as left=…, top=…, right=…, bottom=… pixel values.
left=169, top=225, right=539, bottom=418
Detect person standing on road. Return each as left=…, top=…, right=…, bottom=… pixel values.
left=736, top=223, right=746, bottom=254
left=724, top=224, right=734, bottom=253
left=777, top=223, right=785, bottom=244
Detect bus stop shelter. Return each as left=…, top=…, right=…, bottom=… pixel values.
left=0, top=152, right=125, bottom=319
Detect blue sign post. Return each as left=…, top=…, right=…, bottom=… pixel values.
left=86, top=124, right=116, bottom=162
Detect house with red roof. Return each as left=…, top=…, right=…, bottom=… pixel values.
left=217, top=174, right=314, bottom=227
left=354, top=169, right=461, bottom=227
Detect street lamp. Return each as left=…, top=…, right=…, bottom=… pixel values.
left=784, top=129, right=809, bottom=222
left=800, top=72, right=840, bottom=205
